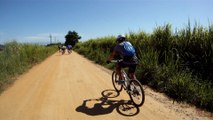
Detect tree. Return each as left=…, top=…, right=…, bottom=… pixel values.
left=65, top=31, right=81, bottom=46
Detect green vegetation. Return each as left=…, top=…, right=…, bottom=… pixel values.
left=74, top=23, right=213, bottom=112
left=0, top=41, right=57, bottom=92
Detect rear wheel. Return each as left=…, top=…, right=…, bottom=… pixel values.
left=128, top=79, right=145, bottom=107
left=112, top=71, right=123, bottom=92
left=62, top=49, right=65, bottom=55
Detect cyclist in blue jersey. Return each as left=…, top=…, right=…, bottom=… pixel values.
left=67, top=44, right=72, bottom=54
left=107, top=35, right=138, bottom=83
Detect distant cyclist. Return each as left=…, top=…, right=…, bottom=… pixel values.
left=58, top=44, right=62, bottom=52
left=107, top=35, right=138, bottom=83
left=61, top=45, right=66, bottom=54
left=67, top=44, right=72, bottom=54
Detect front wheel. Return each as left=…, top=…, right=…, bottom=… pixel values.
left=112, top=71, right=123, bottom=92
left=128, top=79, right=145, bottom=107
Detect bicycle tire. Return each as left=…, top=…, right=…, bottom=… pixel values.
left=62, top=50, right=65, bottom=55
left=112, top=71, right=123, bottom=92
left=128, top=79, right=145, bottom=107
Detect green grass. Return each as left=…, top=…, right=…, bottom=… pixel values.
left=74, top=23, right=213, bottom=112
left=0, top=41, right=57, bottom=93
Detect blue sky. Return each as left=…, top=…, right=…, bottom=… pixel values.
left=0, top=0, right=212, bottom=44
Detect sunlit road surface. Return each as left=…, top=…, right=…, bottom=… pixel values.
left=0, top=51, right=211, bottom=120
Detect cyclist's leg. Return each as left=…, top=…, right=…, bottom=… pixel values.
left=128, top=64, right=137, bottom=80
left=116, top=63, right=123, bottom=80
left=117, top=62, right=128, bottom=80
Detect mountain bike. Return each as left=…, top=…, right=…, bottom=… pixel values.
left=61, top=48, right=65, bottom=55
left=61, top=47, right=66, bottom=55
left=111, top=60, right=145, bottom=107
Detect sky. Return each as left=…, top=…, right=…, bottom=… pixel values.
left=0, top=0, right=212, bottom=45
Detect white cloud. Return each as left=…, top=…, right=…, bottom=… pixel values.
left=0, top=32, right=6, bottom=44
left=0, top=32, right=66, bottom=45
left=23, top=33, right=65, bottom=44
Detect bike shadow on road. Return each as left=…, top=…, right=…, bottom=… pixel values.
left=75, top=89, right=140, bottom=117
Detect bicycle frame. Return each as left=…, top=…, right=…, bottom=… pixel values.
left=111, top=60, right=131, bottom=91
left=110, top=59, right=145, bottom=107
left=121, top=70, right=130, bottom=90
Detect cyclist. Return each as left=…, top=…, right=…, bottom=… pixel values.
left=61, top=45, right=66, bottom=54
left=58, top=44, right=62, bottom=52
left=67, top=44, right=72, bottom=53
left=107, top=35, right=138, bottom=84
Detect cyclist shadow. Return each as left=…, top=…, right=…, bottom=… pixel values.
left=75, top=89, right=140, bottom=116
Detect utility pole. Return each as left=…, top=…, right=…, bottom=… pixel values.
left=49, top=34, right=52, bottom=44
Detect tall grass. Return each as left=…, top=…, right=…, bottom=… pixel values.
left=74, top=23, right=213, bottom=112
left=0, top=41, right=57, bottom=92
left=75, top=36, right=116, bottom=66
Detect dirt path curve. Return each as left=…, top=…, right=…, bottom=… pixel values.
left=0, top=51, right=212, bottom=120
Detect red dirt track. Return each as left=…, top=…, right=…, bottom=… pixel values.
left=0, top=51, right=212, bottom=120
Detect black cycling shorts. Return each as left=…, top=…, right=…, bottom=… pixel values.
left=118, top=62, right=137, bottom=74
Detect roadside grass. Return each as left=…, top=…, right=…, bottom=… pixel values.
left=74, top=23, right=213, bottom=112
left=0, top=41, right=57, bottom=93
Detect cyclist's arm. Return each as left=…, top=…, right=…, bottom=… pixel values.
left=107, top=51, right=116, bottom=61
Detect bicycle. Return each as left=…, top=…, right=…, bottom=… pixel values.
left=110, top=60, right=145, bottom=107
left=61, top=48, right=65, bottom=55
left=61, top=46, right=66, bottom=55
left=67, top=48, right=72, bottom=54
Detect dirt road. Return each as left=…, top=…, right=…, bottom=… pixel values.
left=0, top=51, right=212, bottom=120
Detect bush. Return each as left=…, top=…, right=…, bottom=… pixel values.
left=0, top=41, right=57, bottom=92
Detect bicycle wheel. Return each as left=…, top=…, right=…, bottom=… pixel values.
left=112, top=71, right=123, bottom=92
left=128, top=79, right=145, bottom=107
